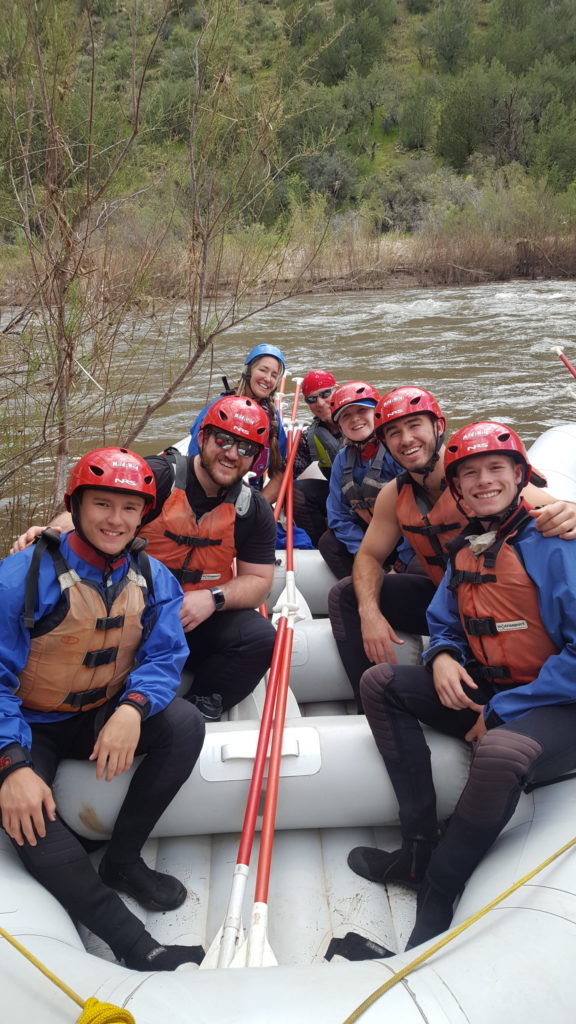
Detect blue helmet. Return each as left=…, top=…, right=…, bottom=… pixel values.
left=245, top=344, right=285, bottom=373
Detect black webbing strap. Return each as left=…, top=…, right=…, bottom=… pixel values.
left=464, top=615, right=499, bottom=637
left=470, top=663, right=511, bottom=682
left=23, top=529, right=65, bottom=630
left=96, top=615, right=125, bottom=631
left=171, top=567, right=204, bottom=585
left=164, top=530, right=221, bottom=549
left=82, top=647, right=118, bottom=668
left=62, top=684, right=109, bottom=710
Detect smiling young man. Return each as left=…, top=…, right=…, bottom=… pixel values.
left=0, top=448, right=205, bottom=971
left=140, top=395, right=277, bottom=719
left=347, top=422, right=576, bottom=950
left=328, top=386, right=576, bottom=705
left=13, top=398, right=278, bottom=720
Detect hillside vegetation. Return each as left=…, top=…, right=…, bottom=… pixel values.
left=1, top=0, right=576, bottom=300
left=1, top=0, right=576, bottom=543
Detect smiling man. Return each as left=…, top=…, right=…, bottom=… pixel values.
left=140, top=395, right=277, bottom=719
left=0, top=448, right=205, bottom=971
left=292, top=370, right=342, bottom=547
left=347, top=422, right=576, bottom=950
left=329, top=386, right=576, bottom=705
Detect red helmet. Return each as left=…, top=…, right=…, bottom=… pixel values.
left=330, top=382, right=380, bottom=423
left=201, top=395, right=270, bottom=448
left=65, top=448, right=156, bottom=511
left=302, top=370, right=336, bottom=398
left=374, top=386, right=445, bottom=440
left=444, top=421, right=532, bottom=496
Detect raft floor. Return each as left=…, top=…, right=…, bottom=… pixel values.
left=81, top=699, right=416, bottom=967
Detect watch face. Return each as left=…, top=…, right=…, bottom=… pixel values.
left=211, top=587, right=225, bottom=610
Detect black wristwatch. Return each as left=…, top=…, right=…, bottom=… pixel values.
left=209, top=587, right=226, bottom=611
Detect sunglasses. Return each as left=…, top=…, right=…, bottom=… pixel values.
left=212, top=429, right=261, bottom=459
left=304, top=388, right=334, bottom=405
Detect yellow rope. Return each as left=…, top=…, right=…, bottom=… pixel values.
left=0, top=927, right=136, bottom=1024
left=342, top=834, right=576, bottom=1024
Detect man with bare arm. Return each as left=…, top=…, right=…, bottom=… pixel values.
left=347, top=422, right=576, bottom=949
left=328, top=387, right=576, bottom=707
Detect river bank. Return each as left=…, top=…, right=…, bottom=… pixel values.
left=1, top=231, right=574, bottom=311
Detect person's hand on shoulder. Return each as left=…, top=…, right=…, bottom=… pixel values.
left=529, top=500, right=576, bottom=539
left=9, top=525, right=57, bottom=554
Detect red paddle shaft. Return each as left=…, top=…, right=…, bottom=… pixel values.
left=556, top=349, right=576, bottom=381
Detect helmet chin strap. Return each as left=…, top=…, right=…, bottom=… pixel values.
left=411, top=421, right=445, bottom=485
left=199, top=433, right=210, bottom=472
left=349, top=432, right=378, bottom=459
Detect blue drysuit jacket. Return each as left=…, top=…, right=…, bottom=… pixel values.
left=0, top=534, right=188, bottom=752
left=424, top=520, right=576, bottom=724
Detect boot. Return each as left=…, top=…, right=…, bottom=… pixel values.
left=187, top=692, right=223, bottom=722
left=347, top=838, right=435, bottom=886
left=99, top=855, right=187, bottom=912
left=124, top=930, right=204, bottom=971
left=405, top=874, right=456, bottom=949
left=405, top=810, right=499, bottom=948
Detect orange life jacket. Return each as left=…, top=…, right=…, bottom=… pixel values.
left=396, top=476, right=468, bottom=584
left=19, top=539, right=149, bottom=714
left=448, top=522, right=558, bottom=685
left=139, top=452, right=252, bottom=591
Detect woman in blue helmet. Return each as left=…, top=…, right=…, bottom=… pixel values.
left=187, top=343, right=288, bottom=503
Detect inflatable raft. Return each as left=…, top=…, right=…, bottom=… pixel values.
left=3, top=425, right=576, bottom=1023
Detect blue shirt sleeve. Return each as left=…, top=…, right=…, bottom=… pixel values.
left=277, top=411, right=288, bottom=459
left=0, top=540, right=188, bottom=753
left=326, top=449, right=366, bottom=555
left=0, top=548, right=38, bottom=751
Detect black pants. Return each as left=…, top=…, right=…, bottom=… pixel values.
left=361, top=663, right=576, bottom=898
left=11, top=696, right=204, bottom=959
left=293, top=478, right=329, bottom=547
left=185, top=608, right=276, bottom=711
left=328, top=570, right=436, bottom=702
left=318, top=528, right=355, bottom=580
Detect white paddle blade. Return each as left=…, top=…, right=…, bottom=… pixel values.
left=199, top=922, right=225, bottom=969
left=200, top=864, right=249, bottom=969
left=230, top=903, right=278, bottom=968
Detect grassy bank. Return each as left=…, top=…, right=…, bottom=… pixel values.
left=2, top=213, right=575, bottom=310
